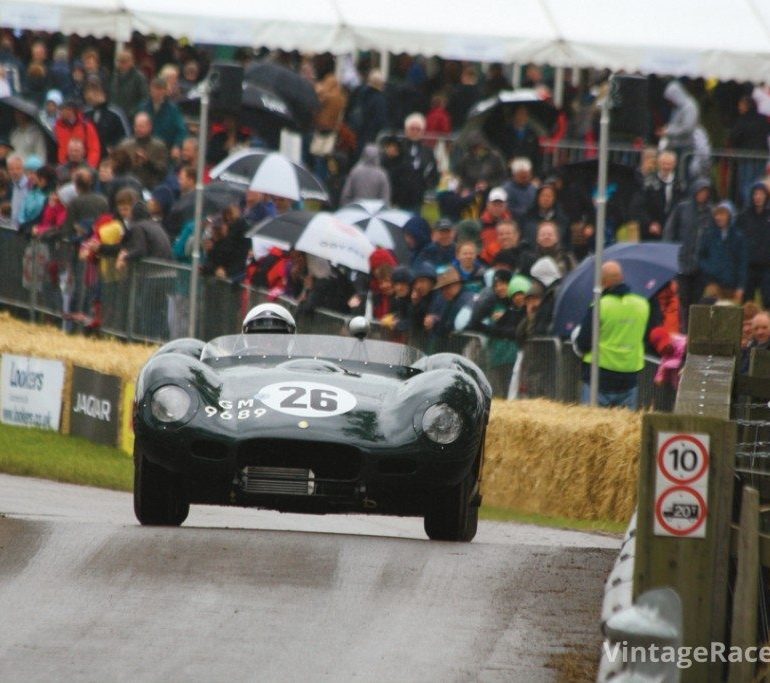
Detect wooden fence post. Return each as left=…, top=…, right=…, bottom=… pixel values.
left=634, top=305, right=741, bottom=683
left=728, top=486, right=759, bottom=683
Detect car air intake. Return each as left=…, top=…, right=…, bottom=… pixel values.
left=240, top=466, right=315, bottom=495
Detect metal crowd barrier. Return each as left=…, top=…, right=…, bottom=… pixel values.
left=0, top=229, right=668, bottom=408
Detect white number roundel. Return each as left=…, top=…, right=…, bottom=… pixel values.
left=255, top=382, right=357, bottom=418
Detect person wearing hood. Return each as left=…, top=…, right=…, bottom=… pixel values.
left=339, top=143, right=391, bottom=206
left=699, top=201, right=747, bottom=303
left=658, top=80, right=700, bottom=158
left=736, top=181, right=770, bottom=307
left=402, top=215, right=432, bottom=265
left=574, top=261, right=650, bottom=409
left=664, top=177, right=714, bottom=330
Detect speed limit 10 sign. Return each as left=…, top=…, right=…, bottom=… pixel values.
left=654, top=432, right=710, bottom=538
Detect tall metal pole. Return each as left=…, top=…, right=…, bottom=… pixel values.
left=187, top=79, right=210, bottom=338
left=589, top=77, right=612, bottom=406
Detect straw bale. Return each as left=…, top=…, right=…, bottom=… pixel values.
left=0, top=313, right=156, bottom=382
left=483, top=398, right=642, bottom=523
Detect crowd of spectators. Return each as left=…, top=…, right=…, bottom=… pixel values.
left=3, top=30, right=770, bottom=399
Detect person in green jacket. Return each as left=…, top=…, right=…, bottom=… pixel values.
left=139, top=77, right=188, bottom=162
left=573, top=261, right=650, bottom=409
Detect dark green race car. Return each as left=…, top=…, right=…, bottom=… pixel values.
left=133, top=324, right=491, bottom=541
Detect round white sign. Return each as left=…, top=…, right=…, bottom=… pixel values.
left=255, top=382, right=357, bottom=418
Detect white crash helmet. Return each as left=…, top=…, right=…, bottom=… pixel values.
left=242, top=303, right=297, bottom=335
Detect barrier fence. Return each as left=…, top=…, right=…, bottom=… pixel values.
left=0, top=227, right=669, bottom=407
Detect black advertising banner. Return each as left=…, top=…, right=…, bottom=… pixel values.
left=69, top=366, right=121, bottom=446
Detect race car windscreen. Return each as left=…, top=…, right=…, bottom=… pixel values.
left=200, top=334, right=425, bottom=369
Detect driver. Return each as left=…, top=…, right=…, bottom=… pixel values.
left=242, top=303, right=297, bottom=334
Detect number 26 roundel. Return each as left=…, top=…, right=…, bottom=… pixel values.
left=255, top=382, right=357, bottom=418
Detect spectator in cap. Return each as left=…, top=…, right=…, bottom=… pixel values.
left=54, top=100, right=101, bottom=169
left=699, top=200, right=747, bottom=304
left=479, top=186, right=512, bottom=255
left=43, top=89, right=63, bottom=128
left=417, top=217, right=457, bottom=271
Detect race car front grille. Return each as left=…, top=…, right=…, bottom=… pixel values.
left=237, top=439, right=361, bottom=480
left=240, top=466, right=315, bottom=495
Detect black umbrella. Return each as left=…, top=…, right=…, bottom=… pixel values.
left=209, top=149, right=328, bottom=202
left=179, top=82, right=297, bottom=130
left=244, top=61, right=319, bottom=131
left=164, top=181, right=244, bottom=236
left=0, top=96, right=57, bottom=159
left=467, top=89, right=558, bottom=130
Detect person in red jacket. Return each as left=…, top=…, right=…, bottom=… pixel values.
left=54, top=100, right=101, bottom=169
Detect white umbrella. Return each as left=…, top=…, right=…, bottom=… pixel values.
left=334, top=200, right=413, bottom=262
left=210, top=149, right=328, bottom=201
left=247, top=210, right=375, bottom=273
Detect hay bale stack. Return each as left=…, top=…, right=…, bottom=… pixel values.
left=483, top=398, right=642, bottom=523
left=0, top=313, right=156, bottom=381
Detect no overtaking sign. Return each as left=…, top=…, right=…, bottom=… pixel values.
left=653, top=432, right=710, bottom=538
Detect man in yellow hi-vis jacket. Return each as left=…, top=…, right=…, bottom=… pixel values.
left=573, top=261, right=650, bottom=409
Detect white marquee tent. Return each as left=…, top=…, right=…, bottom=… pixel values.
left=1, top=0, right=769, bottom=82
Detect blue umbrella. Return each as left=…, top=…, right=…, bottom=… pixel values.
left=551, top=242, right=680, bottom=337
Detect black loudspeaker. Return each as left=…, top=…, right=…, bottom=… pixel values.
left=208, top=62, right=244, bottom=112
left=609, top=75, right=649, bottom=140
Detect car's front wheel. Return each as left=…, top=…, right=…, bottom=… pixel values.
left=423, top=467, right=479, bottom=542
left=134, top=446, right=189, bottom=526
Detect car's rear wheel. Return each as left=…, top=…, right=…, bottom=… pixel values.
left=134, top=446, right=189, bottom=526
left=423, top=467, right=479, bottom=542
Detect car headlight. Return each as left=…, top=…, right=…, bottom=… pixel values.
left=422, top=403, right=462, bottom=444
left=150, top=385, right=191, bottom=423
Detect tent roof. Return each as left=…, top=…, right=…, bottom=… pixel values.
left=1, top=0, right=768, bottom=82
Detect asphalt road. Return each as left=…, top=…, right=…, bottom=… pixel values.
left=0, top=474, right=619, bottom=682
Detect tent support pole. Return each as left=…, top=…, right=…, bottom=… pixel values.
left=589, top=77, right=611, bottom=406
left=188, top=78, right=210, bottom=338
left=553, top=66, right=565, bottom=108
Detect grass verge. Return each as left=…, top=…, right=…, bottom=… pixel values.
left=0, top=423, right=132, bottom=491
left=0, top=423, right=626, bottom=534
left=479, top=506, right=627, bottom=535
